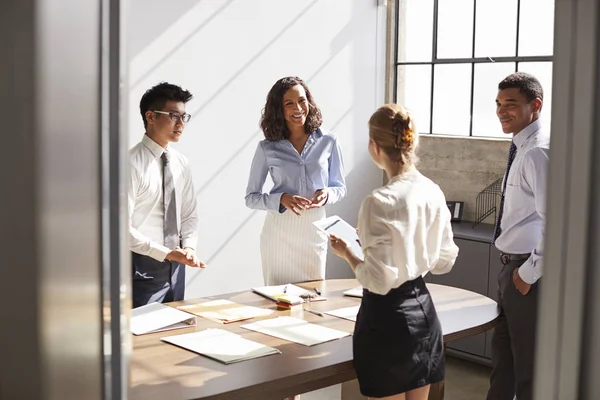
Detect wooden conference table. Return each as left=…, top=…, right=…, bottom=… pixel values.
left=130, top=279, right=499, bottom=400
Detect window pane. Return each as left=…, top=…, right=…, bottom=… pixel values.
left=396, top=65, right=432, bottom=133
left=437, top=0, right=474, bottom=59
left=518, top=62, right=553, bottom=129
left=475, top=0, right=518, bottom=58
left=519, top=0, right=555, bottom=56
left=432, top=64, right=471, bottom=135
left=398, top=0, right=434, bottom=62
left=472, top=63, right=517, bottom=137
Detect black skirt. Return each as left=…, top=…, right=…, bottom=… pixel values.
left=353, top=276, right=445, bottom=398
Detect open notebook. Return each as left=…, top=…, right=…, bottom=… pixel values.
left=162, top=328, right=280, bottom=364
left=240, top=316, right=350, bottom=346
left=130, top=302, right=196, bottom=335
left=177, top=299, right=273, bottom=324
left=252, top=284, right=327, bottom=302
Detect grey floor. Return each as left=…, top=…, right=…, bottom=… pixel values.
left=300, top=356, right=491, bottom=400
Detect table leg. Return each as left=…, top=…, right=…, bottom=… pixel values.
left=341, top=379, right=366, bottom=400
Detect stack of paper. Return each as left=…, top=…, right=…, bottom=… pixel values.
left=343, top=286, right=364, bottom=298
left=161, top=328, right=280, bottom=364
left=313, top=215, right=364, bottom=259
left=252, top=284, right=326, bottom=302
left=324, top=305, right=360, bottom=322
left=240, top=316, right=350, bottom=346
left=177, top=299, right=273, bottom=324
left=130, top=302, right=196, bottom=335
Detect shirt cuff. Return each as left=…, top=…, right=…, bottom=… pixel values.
left=265, top=192, right=284, bottom=213
left=148, top=244, right=170, bottom=262
left=518, top=259, right=538, bottom=284
left=181, top=236, right=197, bottom=251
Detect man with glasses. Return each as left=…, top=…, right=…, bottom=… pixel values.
left=129, top=82, right=205, bottom=308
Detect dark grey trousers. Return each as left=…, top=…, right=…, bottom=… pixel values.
left=131, top=252, right=185, bottom=308
left=486, top=259, right=539, bottom=400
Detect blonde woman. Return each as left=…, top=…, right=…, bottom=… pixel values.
left=330, top=104, right=459, bottom=400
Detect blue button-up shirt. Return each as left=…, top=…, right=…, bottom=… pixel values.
left=245, top=128, right=347, bottom=213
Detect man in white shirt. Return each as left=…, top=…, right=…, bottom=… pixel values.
left=487, top=73, right=550, bottom=400
left=129, top=82, right=205, bottom=308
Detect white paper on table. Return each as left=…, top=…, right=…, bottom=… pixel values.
left=177, top=299, right=274, bottom=324
left=240, top=316, right=350, bottom=346
left=343, top=286, right=364, bottom=298
left=324, top=305, right=360, bottom=322
left=130, top=302, right=196, bottom=335
left=251, top=284, right=326, bottom=302
left=161, top=328, right=280, bottom=364
left=313, top=215, right=364, bottom=259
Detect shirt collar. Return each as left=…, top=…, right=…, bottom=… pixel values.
left=141, top=134, right=168, bottom=159
left=512, top=119, right=542, bottom=148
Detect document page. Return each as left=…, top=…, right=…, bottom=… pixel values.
left=240, top=316, right=350, bottom=346
left=177, top=299, right=273, bottom=324
left=161, top=328, right=280, bottom=364
left=324, top=305, right=360, bottom=322
left=343, top=286, right=364, bottom=298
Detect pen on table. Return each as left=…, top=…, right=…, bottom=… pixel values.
left=314, top=287, right=321, bottom=296
left=307, top=309, right=323, bottom=317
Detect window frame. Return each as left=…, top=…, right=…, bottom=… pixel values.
left=393, top=0, right=554, bottom=137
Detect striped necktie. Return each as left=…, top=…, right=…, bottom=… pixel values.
left=161, top=151, right=179, bottom=249
left=493, top=142, right=517, bottom=243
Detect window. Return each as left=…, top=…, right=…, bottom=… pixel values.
left=395, top=0, right=554, bottom=137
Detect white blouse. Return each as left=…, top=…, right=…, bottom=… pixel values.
left=355, top=169, right=459, bottom=295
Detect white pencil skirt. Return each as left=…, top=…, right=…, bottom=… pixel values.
left=260, top=207, right=328, bottom=286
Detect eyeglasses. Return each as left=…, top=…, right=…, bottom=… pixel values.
left=153, top=110, right=192, bottom=123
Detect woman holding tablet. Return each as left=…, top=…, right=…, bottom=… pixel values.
left=330, top=104, right=459, bottom=400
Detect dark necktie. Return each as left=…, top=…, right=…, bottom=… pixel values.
left=161, top=151, right=179, bottom=250
left=493, top=142, right=517, bottom=243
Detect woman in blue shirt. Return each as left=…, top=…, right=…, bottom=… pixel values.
left=245, top=76, right=346, bottom=285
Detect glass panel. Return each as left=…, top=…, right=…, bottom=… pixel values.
left=518, top=62, right=553, bottom=129
left=396, top=65, right=432, bottom=133
left=432, top=64, right=472, bottom=136
left=475, top=0, right=518, bottom=58
left=518, top=0, right=555, bottom=56
left=472, top=63, right=517, bottom=137
left=397, top=0, right=434, bottom=62
left=437, top=0, right=474, bottom=59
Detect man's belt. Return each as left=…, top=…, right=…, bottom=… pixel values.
left=500, top=252, right=531, bottom=265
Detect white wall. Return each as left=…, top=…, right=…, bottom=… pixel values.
left=127, top=0, right=384, bottom=297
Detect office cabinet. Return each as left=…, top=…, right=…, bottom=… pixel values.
left=431, top=237, right=489, bottom=357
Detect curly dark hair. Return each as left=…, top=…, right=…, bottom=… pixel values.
left=260, top=77, right=323, bottom=141
left=498, top=72, right=544, bottom=103
left=139, top=82, right=193, bottom=129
